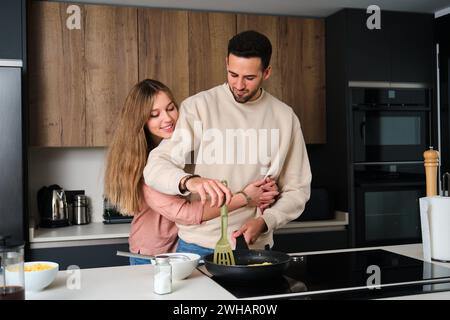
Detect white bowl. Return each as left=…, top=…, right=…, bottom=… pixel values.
left=23, top=261, right=59, bottom=291
left=162, top=253, right=200, bottom=280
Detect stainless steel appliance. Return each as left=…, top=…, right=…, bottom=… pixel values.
left=37, top=185, right=70, bottom=228
left=352, top=87, right=431, bottom=162
left=72, top=195, right=90, bottom=225
left=65, top=190, right=85, bottom=226
left=0, top=62, right=24, bottom=241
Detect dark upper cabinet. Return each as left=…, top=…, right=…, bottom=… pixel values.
left=389, top=12, right=434, bottom=83
left=347, top=9, right=390, bottom=81
left=344, top=9, right=434, bottom=84
left=0, top=0, right=23, bottom=60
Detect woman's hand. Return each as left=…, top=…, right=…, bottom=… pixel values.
left=259, top=177, right=279, bottom=211
left=242, top=177, right=279, bottom=208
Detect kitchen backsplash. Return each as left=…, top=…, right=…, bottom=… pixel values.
left=28, top=147, right=108, bottom=226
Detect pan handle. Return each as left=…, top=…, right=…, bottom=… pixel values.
left=236, top=235, right=272, bottom=250
left=236, top=235, right=249, bottom=250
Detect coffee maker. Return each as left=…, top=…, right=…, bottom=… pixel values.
left=37, top=185, right=70, bottom=228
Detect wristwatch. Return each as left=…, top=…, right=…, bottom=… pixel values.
left=236, top=190, right=252, bottom=206
left=179, top=174, right=200, bottom=193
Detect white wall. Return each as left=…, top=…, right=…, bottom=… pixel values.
left=28, top=148, right=108, bottom=226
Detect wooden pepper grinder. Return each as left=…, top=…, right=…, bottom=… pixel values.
left=424, top=147, right=439, bottom=197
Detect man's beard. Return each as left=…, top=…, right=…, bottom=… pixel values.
left=229, top=86, right=261, bottom=104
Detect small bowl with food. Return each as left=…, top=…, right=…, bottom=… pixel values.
left=23, top=261, right=59, bottom=291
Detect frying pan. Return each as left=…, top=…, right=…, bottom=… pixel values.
left=204, top=235, right=291, bottom=281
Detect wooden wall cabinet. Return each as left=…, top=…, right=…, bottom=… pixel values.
left=138, top=8, right=189, bottom=104
left=29, top=2, right=326, bottom=146
left=237, top=14, right=326, bottom=144
left=28, top=1, right=138, bottom=146
left=85, top=5, right=138, bottom=146
left=138, top=10, right=235, bottom=105
left=29, top=1, right=86, bottom=146
left=188, top=11, right=236, bottom=96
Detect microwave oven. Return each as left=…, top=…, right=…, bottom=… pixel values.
left=351, top=88, right=431, bottom=163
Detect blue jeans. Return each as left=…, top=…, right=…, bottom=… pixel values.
left=129, top=257, right=151, bottom=265
left=176, top=238, right=214, bottom=259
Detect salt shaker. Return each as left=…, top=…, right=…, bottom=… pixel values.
left=153, top=255, right=172, bottom=295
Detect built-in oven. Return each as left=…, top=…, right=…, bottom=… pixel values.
left=352, top=88, right=431, bottom=163
left=354, top=163, right=425, bottom=247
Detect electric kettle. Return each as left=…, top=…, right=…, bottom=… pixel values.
left=37, top=185, right=70, bottom=228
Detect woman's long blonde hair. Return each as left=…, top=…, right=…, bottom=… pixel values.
left=104, top=79, right=177, bottom=215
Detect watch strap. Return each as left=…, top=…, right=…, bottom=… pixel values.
left=236, top=190, right=252, bottom=206
left=180, top=174, right=201, bottom=193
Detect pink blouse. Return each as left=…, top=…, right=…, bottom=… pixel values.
left=128, top=183, right=204, bottom=256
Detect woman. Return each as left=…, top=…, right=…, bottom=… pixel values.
left=104, top=79, right=279, bottom=264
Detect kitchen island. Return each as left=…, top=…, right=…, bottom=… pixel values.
left=26, top=244, right=450, bottom=300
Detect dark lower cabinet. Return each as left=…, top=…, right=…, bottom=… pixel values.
left=28, top=243, right=131, bottom=270
left=273, top=231, right=348, bottom=253
left=27, top=232, right=349, bottom=270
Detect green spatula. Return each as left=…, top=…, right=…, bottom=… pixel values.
left=213, top=181, right=235, bottom=265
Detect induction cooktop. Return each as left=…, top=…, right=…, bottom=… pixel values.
left=199, top=249, right=450, bottom=299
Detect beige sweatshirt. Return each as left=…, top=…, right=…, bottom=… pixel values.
left=143, top=83, right=311, bottom=249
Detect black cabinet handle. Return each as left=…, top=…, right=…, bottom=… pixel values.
left=360, top=121, right=366, bottom=142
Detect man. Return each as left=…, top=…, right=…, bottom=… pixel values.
left=144, top=30, right=311, bottom=254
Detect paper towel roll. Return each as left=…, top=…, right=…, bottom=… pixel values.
left=428, top=197, right=450, bottom=262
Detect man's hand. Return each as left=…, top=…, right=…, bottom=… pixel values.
left=231, top=217, right=268, bottom=245
left=185, top=177, right=232, bottom=208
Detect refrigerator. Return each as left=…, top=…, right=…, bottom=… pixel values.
left=436, top=14, right=450, bottom=187
left=0, top=61, right=24, bottom=242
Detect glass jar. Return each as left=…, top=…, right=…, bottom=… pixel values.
left=153, top=255, right=172, bottom=295
left=0, top=236, right=25, bottom=300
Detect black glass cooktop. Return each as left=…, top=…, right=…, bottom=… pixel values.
left=200, top=249, right=450, bottom=299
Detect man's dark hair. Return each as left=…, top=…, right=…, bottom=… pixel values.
left=227, top=30, right=272, bottom=70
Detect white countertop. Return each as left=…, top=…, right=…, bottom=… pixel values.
left=26, top=243, right=450, bottom=300
left=30, top=222, right=130, bottom=243
left=29, top=212, right=349, bottom=247
left=26, top=267, right=235, bottom=300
